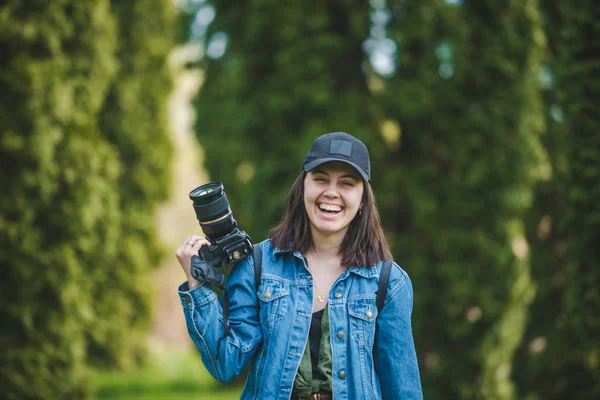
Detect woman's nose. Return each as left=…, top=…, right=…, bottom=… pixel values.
left=323, top=183, right=339, bottom=197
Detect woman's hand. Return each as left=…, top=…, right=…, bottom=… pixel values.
left=175, top=235, right=211, bottom=290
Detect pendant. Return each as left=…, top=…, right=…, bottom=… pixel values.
left=317, top=295, right=325, bottom=303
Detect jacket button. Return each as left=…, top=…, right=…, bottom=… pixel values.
left=334, top=292, right=342, bottom=298
left=367, top=311, right=373, bottom=318
left=338, top=369, right=346, bottom=379
left=185, top=296, right=191, bottom=304
left=337, top=331, right=344, bottom=339
left=264, top=291, right=271, bottom=299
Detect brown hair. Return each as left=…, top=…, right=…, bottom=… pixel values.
left=269, top=170, right=392, bottom=267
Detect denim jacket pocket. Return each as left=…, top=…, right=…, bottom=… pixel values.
left=257, top=278, right=290, bottom=325
left=348, top=297, right=378, bottom=347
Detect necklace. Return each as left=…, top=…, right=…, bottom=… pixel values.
left=314, top=279, right=327, bottom=303
left=308, top=261, right=345, bottom=304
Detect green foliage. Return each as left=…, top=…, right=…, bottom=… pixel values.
left=89, top=0, right=174, bottom=370
left=187, top=0, right=598, bottom=398
left=92, top=347, right=239, bottom=400
left=193, top=0, right=374, bottom=241
left=513, top=1, right=600, bottom=398
left=378, top=1, right=546, bottom=397
left=0, top=0, right=173, bottom=398
left=188, top=0, right=556, bottom=398
left=0, top=3, right=119, bottom=398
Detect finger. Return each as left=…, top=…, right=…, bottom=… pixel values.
left=189, top=234, right=207, bottom=242
left=183, top=235, right=202, bottom=247
left=191, top=238, right=211, bottom=251
left=187, top=237, right=202, bottom=248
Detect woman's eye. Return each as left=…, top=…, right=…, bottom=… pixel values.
left=341, top=181, right=354, bottom=186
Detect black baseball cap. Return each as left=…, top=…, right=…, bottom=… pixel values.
left=303, top=132, right=371, bottom=182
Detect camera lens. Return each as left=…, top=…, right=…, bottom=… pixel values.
left=189, top=182, right=236, bottom=239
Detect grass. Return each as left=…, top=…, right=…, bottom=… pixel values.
left=91, top=346, right=242, bottom=400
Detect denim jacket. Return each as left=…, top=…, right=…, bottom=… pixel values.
left=178, top=239, right=423, bottom=399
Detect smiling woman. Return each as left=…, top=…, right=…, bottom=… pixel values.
left=176, top=132, right=423, bottom=399
left=303, top=162, right=364, bottom=240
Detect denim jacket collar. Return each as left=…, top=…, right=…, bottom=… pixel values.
left=272, top=245, right=379, bottom=278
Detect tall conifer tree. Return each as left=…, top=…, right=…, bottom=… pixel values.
left=90, top=0, right=174, bottom=369
left=514, top=1, right=600, bottom=398
left=378, top=0, right=546, bottom=397
left=0, top=1, right=173, bottom=397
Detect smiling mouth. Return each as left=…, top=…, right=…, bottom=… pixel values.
left=318, top=203, right=343, bottom=214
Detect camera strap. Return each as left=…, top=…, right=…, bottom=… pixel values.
left=216, top=261, right=231, bottom=359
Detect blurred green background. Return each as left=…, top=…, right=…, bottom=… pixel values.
left=1, top=0, right=598, bottom=399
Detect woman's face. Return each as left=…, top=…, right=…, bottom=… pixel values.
left=303, top=161, right=364, bottom=240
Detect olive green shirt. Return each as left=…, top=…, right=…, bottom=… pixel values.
left=293, top=306, right=333, bottom=396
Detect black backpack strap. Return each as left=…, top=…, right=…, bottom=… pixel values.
left=377, top=259, right=392, bottom=313
left=252, top=243, right=262, bottom=289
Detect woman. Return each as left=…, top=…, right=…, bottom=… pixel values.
left=176, top=132, right=423, bottom=399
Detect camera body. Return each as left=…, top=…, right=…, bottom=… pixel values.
left=197, top=227, right=252, bottom=270
left=189, top=182, right=252, bottom=288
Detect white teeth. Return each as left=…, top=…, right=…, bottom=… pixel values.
left=319, top=204, right=342, bottom=212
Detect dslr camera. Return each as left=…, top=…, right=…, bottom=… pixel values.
left=188, top=182, right=252, bottom=289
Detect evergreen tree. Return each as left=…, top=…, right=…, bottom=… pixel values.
left=0, top=1, right=173, bottom=397
left=0, top=2, right=119, bottom=397
left=365, top=0, right=546, bottom=397
left=90, top=0, right=174, bottom=369
left=513, top=1, right=600, bottom=398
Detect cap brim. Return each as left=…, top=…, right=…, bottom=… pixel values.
left=303, top=158, right=370, bottom=182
